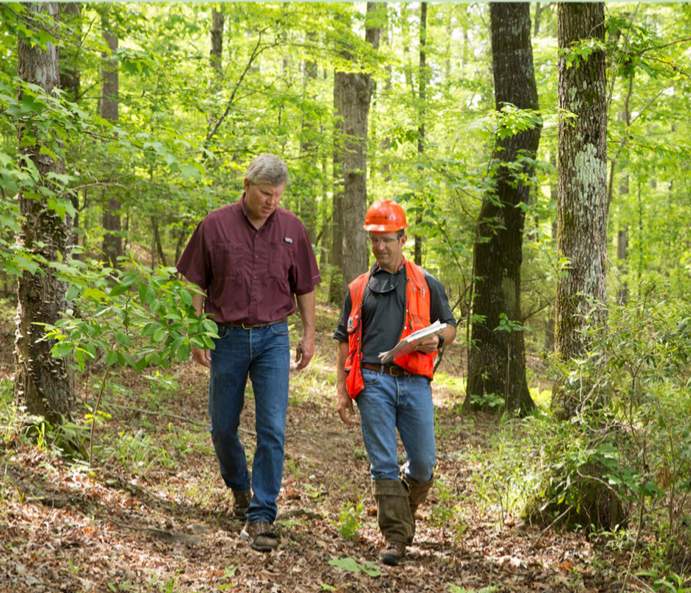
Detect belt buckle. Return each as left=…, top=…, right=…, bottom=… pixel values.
left=241, top=322, right=255, bottom=330
left=390, top=366, right=403, bottom=377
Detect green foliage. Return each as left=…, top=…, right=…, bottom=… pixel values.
left=333, top=499, right=363, bottom=541
left=328, top=556, right=381, bottom=577
left=41, top=256, right=218, bottom=373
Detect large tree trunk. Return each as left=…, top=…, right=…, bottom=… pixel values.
left=467, top=3, right=540, bottom=414
left=15, top=3, right=74, bottom=425
left=100, top=17, right=121, bottom=265
left=340, top=3, right=382, bottom=288
left=554, top=2, right=608, bottom=376
left=414, top=2, right=427, bottom=267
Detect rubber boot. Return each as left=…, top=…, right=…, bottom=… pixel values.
left=402, top=474, right=434, bottom=517
left=373, top=480, right=415, bottom=566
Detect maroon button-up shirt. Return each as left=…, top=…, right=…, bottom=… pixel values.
left=177, top=196, right=321, bottom=324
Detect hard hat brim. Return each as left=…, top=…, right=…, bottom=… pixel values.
left=363, top=223, right=408, bottom=232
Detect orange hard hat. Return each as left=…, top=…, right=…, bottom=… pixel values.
left=363, top=199, right=408, bottom=232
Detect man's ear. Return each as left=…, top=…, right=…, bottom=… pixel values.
left=400, top=234, right=407, bottom=246
left=243, top=178, right=251, bottom=191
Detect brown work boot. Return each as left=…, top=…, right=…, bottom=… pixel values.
left=240, top=521, right=279, bottom=552
left=232, top=490, right=252, bottom=519
left=379, top=540, right=407, bottom=566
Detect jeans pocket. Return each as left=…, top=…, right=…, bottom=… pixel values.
left=216, top=325, right=229, bottom=339
left=269, top=322, right=289, bottom=337
left=362, top=369, right=380, bottom=385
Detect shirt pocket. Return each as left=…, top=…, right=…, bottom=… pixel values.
left=269, top=241, right=295, bottom=281
left=212, top=241, right=246, bottom=279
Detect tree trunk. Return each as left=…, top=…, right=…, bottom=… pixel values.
left=59, top=2, right=80, bottom=102
left=210, top=8, right=224, bottom=76
left=414, top=2, right=427, bottom=267
left=340, top=3, right=382, bottom=289
left=299, top=49, right=318, bottom=244
left=534, top=3, right=543, bottom=37
left=467, top=3, right=540, bottom=414
left=15, top=3, right=74, bottom=425
left=544, top=151, right=558, bottom=354
left=329, top=67, right=345, bottom=306
left=554, top=2, right=608, bottom=377
left=100, top=17, right=121, bottom=265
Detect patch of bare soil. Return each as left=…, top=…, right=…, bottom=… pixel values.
left=0, top=302, right=629, bottom=593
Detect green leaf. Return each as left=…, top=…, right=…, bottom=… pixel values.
left=52, top=343, right=73, bottom=358
left=65, top=284, right=80, bottom=301
left=114, top=331, right=131, bottom=347
left=328, top=557, right=360, bottom=573
left=176, top=341, right=190, bottom=362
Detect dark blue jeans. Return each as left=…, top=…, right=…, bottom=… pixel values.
left=209, top=322, right=290, bottom=524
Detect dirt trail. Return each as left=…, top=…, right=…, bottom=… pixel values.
left=0, top=305, right=624, bottom=592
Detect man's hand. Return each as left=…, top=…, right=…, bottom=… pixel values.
left=295, top=334, right=315, bottom=370
left=337, top=388, right=358, bottom=426
left=192, top=346, right=211, bottom=369
left=416, top=334, right=441, bottom=354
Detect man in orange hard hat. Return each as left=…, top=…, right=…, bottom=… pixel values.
left=333, top=199, right=457, bottom=565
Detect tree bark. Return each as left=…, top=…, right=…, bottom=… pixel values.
left=329, top=66, right=345, bottom=306
left=299, top=48, right=318, bottom=244
left=554, top=2, right=608, bottom=379
left=414, top=2, right=428, bottom=267
left=100, top=16, right=121, bottom=265
left=467, top=3, right=541, bottom=414
left=59, top=2, right=80, bottom=102
left=15, top=3, right=74, bottom=425
left=210, top=8, right=224, bottom=76
left=340, top=3, right=382, bottom=289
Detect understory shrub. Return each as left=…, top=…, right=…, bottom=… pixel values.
left=477, top=293, right=691, bottom=570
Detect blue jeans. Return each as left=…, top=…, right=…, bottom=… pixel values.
left=356, top=369, right=436, bottom=483
left=209, top=322, right=290, bottom=524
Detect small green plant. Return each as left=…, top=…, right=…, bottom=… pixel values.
left=430, top=479, right=467, bottom=539
left=334, top=499, right=363, bottom=541
left=328, top=557, right=381, bottom=577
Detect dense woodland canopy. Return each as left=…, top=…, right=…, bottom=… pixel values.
left=1, top=2, right=691, bottom=591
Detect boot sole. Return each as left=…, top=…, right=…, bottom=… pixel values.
left=240, top=528, right=278, bottom=553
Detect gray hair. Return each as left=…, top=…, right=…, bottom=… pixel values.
left=245, top=154, right=290, bottom=187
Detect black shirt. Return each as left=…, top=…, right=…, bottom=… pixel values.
left=333, top=262, right=457, bottom=365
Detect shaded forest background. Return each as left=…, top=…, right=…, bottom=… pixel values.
left=1, top=2, right=691, bottom=592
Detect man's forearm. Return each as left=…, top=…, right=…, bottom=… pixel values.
left=336, top=341, right=349, bottom=391
left=192, top=292, right=205, bottom=317
left=440, top=325, right=457, bottom=346
left=296, top=290, right=316, bottom=337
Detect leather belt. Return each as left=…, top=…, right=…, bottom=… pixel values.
left=222, top=318, right=287, bottom=330
left=361, top=362, right=415, bottom=378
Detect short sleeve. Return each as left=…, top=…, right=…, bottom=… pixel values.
left=291, top=222, right=322, bottom=296
left=176, top=219, right=212, bottom=290
left=424, top=272, right=458, bottom=328
left=333, top=291, right=352, bottom=342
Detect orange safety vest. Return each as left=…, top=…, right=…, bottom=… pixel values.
left=345, top=260, right=435, bottom=398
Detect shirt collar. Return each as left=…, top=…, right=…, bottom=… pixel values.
left=371, top=259, right=407, bottom=276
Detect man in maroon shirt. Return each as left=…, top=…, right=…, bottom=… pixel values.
left=177, top=154, right=321, bottom=552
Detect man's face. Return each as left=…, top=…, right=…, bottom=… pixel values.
left=243, top=178, right=285, bottom=221
left=369, top=231, right=406, bottom=267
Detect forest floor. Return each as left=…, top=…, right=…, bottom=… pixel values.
left=0, top=298, right=636, bottom=593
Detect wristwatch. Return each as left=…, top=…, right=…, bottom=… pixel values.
left=437, top=334, right=445, bottom=349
